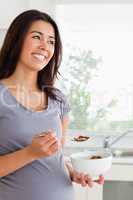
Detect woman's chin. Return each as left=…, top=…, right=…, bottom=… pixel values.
left=28, top=64, right=47, bottom=72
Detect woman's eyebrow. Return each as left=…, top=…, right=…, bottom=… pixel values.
left=30, top=31, right=43, bottom=35
left=30, top=31, right=55, bottom=39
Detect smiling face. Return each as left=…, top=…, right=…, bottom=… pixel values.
left=17, top=20, right=55, bottom=72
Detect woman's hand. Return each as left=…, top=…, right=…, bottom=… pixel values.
left=27, top=130, right=60, bottom=159
left=65, top=161, right=104, bottom=187
left=71, top=169, right=104, bottom=187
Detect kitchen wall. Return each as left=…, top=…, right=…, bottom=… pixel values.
left=0, top=0, right=29, bottom=29
left=29, top=0, right=56, bottom=17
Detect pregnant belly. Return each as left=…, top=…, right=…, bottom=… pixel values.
left=0, top=160, right=74, bottom=200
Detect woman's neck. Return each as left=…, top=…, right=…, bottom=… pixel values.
left=7, top=68, right=39, bottom=92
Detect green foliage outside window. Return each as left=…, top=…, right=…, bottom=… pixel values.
left=60, top=46, right=118, bottom=131
left=60, top=46, right=133, bottom=132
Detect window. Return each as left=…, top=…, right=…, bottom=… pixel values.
left=55, top=2, right=133, bottom=135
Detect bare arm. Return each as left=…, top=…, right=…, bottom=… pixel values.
left=60, top=116, right=69, bottom=147
left=0, top=146, right=35, bottom=177
left=0, top=132, right=59, bottom=177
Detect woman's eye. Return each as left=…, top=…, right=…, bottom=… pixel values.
left=32, top=35, right=41, bottom=40
left=48, top=40, right=55, bottom=45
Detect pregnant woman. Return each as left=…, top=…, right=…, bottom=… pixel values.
left=0, top=9, right=104, bottom=200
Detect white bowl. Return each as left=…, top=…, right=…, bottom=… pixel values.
left=70, top=149, right=112, bottom=180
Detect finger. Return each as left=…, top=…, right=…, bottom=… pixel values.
left=80, top=173, right=87, bottom=187
left=43, top=141, right=59, bottom=156
left=34, top=132, right=51, bottom=138
left=40, top=133, right=57, bottom=144
left=49, top=141, right=59, bottom=152
left=72, top=171, right=79, bottom=182
left=46, top=138, right=58, bottom=147
left=37, top=131, right=56, bottom=140
left=72, top=171, right=82, bottom=183
left=43, top=132, right=56, bottom=139
left=95, top=175, right=105, bottom=185
left=39, top=137, right=58, bottom=150
left=85, top=175, right=93, bottom=188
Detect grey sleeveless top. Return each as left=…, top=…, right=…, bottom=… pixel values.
left=0, top=82, right=74, bottom=200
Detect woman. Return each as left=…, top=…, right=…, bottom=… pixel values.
left=0, top=10, right=104, bottom=200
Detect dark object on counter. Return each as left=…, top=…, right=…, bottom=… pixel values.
left=90, top=156, right=102, bottom=160
left=73, top=135, right=90, bottom=142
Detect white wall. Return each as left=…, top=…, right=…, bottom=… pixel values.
left=29, top=0, right=56, bottom=18
left=1, top=0, right=133, bottom=29
left=0, top=0, right=56, bottom=29
left=57, top=0, right=133, bottom=4
left=0, top=0, right=29, bottom=28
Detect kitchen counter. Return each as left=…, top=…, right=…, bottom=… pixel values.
left=65, top=135, right=133, bottom=149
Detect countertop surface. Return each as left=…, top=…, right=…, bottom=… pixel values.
left=65, top=135, right=133, bottom=149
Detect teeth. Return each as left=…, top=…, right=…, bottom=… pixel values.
left=32, top=54, right=45, bottom=62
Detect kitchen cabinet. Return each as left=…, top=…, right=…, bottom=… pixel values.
left=103, top=181, right=133, bottom=200
left=74, top=183, right=103, bottom=200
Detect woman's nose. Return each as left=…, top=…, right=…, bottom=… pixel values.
left=39, top=39, right=48, bottom=51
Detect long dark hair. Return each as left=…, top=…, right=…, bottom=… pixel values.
left=0, top=9, right=62, bottom=101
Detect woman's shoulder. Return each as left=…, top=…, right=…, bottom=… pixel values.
left=0, top=79, right=12, bottom=90
left=0, top=78, right=11, bottom=84
left=53, top=88, right=67, bottom=103
left=0, top=80, right=6, bottom=91
left=53, top=88, right=70, bottom=119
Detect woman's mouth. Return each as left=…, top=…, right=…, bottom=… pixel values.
left=32, top=53, right=47, bottom=62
